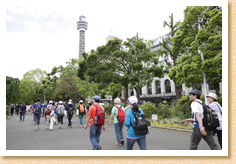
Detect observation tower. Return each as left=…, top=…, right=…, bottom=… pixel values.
left=77, top=15, right=88, bottom=58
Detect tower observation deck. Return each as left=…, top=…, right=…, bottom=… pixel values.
left=77, top=15, right=88, bottom=58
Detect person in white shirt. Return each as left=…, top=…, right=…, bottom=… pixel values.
left=206, top=92, right=222, bottom=148
left=185, top=89, right=220, bottom=150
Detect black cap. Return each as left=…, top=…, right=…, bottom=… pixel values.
left=189, top=89, right=201, bottom=96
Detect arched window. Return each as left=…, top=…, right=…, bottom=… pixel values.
left=156, top=83, right=161, bottom=94
left=165, top=80, right=171, bottom=93
left=147, top=83, right=152, bottom=95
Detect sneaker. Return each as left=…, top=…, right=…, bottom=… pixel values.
left=121, top=138, right=125, bottom=145
left=46, top=126, right=48, bottom=129
left=50, top=129, right=52, bottom=131
left=23, top=119, right=24, bottom=121
left=35, top=128, right=38, bottom=131
left=70, top=126, right=72, bottom=128
left=97, top=146, right=102, bottom=150
left=80, top=125, right=83, bottom=128
left=116, top=142, right=122, bottom=146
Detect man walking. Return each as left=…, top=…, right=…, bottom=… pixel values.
left=33, top=99, right=43, bottom=131
left=15, top=103, right=20, bottom=116
left=19, top=102, right=26, bottom=121
left=84, top=95, right=105, bottom=150
left=185, top=89, right=221, bottom=150
left=65, top=102, right=75, bottom=128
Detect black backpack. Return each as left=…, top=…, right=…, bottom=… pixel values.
left=34, top=104, right=41, bottom=115
left=130, top=113, right=149, bottom=135
left=196, top=101, right=220, bottom=130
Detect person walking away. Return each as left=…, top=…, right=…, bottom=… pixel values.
left=33, top=99, right=43, bottom=131
left=15, top=103, right=20, bottom=116
left=66, top=102, right=75, bottom=128
left=206, top=92, right=222, bottom=148
left=109, top=98, right=126, bottom=146
left=57, top=101, right=65, bottom=129
left=54, top=102, right=58, bottom=125
left=26, top=104, right=30, bottom=115
left=19, top=103, right=26, bottom=121
left=185, top=89, right=221, bottom=150
left=44, top=101, right=49, bottom=122
left=125, top=96, right=147, bottom=150
left=10, top=104, right=14, bottom=116
left=45, top=100, right=56, bottom=131
left=84, top=95, right=105, bottom=150
left=77, top=100, right=86, bottom=127
left=86, top=101, right=92, bottom=113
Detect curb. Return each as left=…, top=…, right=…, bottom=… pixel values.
left=151, top=125, right=192, bottom=133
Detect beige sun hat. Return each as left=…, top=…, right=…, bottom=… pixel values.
left=114, top=98, right=121, bottom=104
left=206, top=92, right=217, bottom=100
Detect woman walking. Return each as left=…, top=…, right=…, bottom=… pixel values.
left=125, top=96, right=147, bottom=150
left=206, top=92, right=222, bottom=148
left=57, top=101, right=65, bottom=129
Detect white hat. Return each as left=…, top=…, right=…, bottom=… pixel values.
left=114, top=98, right=121, bottom=104
left=49, top=100, right=53, bottom=104
left=59, top=101, right=62, bottom=104
left=129, top=96, right=138, bottom=104
left=79, top=100, right=83, bottom=103
left=69, top=99, right=72, bottom=102
left=206, top=92, right=217, bottom=100
left=68, top=102, right=72, bottom=104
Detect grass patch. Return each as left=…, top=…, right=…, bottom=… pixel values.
left=150, top=118, right=193, bottom=130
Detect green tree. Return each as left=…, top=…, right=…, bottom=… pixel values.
left=169, top=6, right=222, bottom=95
left=155, top=13, right=182, bottom=99
left=6, top=76, right=20, bottom=104
left=18, top=78, right=37, bottom=103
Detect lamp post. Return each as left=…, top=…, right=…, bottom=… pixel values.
left=194, top=18, right=208, bottom=104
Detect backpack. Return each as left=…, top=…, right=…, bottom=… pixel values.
left=130, top=112, right=148, bottom=135
left=46, top=105, right=53, bottom=115
left=195, top=101, right=220, bottom=130
left=115, top=106, right=125, bottom=122
left=93, top=104, right=105, bottom=126
left=34, top=104, right=41, bottom=115
left=79, top=104, right=85, bottom=113
left=67, top=107, right=73, bottom=116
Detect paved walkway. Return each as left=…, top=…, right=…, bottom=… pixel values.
left=6, top=114, right=220, bottom=150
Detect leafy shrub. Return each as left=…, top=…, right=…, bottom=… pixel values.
left=102, top=104, right=113, bottom=115
left=139, top=102, right=157, bottom=119
left=6, top=105, right=9, bottom=116
left=174, top=94, right=192, bottom=119
left=156, top=101, right=172, bottom=120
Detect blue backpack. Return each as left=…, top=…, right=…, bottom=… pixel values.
left=34, top=104, right=41, bottom=115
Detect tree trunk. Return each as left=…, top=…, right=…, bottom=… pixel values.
left=175, top=84, right=182, bottom=100
left=134, top=86, right=141, bottom=105
left=125, top=85, right=128, bottom=106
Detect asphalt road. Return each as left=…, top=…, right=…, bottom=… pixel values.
left=6, top=114, right=220, bottom=150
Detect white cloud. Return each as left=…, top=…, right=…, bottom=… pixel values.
left=6, top=14, right=17, bottom=22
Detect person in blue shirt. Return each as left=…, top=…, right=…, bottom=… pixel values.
left=33, top=98, right=43, bottom=131
left=125, top=96, right=147, bottom=150
left=19, top=102, right=27, bottom=121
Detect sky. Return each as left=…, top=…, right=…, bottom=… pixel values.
left=4, top=0, right=197, bottom=80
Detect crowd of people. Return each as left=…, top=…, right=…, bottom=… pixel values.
left=8, top=89, right=222, bottom=150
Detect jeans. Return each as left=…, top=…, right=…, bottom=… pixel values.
left=57, top=114, right=64, bottom=124
left=90, top=124, right=103, bottom=150
left=79, top=113, right=84, bottom=125
left=213, top=130, right=222, bottom=148
left=126, top=136, right=147, bottom=150
left=20, top=111, right=25, bottom=120
left=114, top=123, right=124, bottom=143
left=190, top=128, right=221, bottom=150
left=34, top=114, right=41, bottom=126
